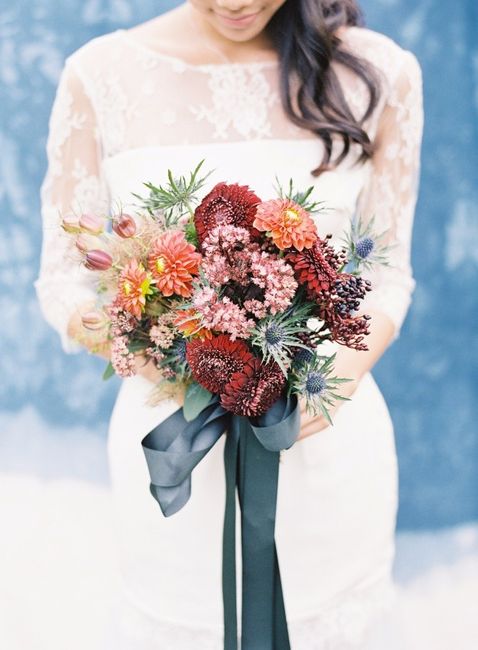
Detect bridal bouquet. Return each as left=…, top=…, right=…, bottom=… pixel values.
left=65, top=161, right=385, bottom=422
left=62, top=161, right=389, bottom=648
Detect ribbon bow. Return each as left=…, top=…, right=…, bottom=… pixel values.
left=141, top=395, right=300, bottom=650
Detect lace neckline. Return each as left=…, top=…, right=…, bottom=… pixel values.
left=116, top=29, right=279, bottom=72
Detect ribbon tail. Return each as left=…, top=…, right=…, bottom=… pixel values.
left=223, top=421, right=240, bottom=650
left=237, top=417, right=291, bottom=650
left=273, top=546, right=290, bottom=648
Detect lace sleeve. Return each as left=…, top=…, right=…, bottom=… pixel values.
left=356, top=50, right=424, bottom=341
left=34, top=57, right=109, bottom=353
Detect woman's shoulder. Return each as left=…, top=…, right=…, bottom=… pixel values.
left=340, top=25, right=422, bottom=83
left=64, top=29, right=129, bottom=74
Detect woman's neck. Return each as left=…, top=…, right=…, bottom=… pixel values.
left=129, top=3, right=279, bottom=66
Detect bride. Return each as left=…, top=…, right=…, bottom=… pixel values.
left=35, top=1, right=423, bottom=648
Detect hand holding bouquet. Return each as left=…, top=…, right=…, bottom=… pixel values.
left=63, top=162, right=387, bottom=423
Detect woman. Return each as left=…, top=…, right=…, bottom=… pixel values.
left=35, top=1, right=423, bottom=647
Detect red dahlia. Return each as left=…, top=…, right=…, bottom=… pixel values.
left=194, top=183, right=261, bottom=247
left=221, top=358, right=285, bottom=418
left=286, top=237, right=347, bottom=300
left=186, top=334, right=254, bottom=394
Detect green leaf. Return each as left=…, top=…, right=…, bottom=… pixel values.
left=183, top=382, right=213, bottom=422
left=102, top=361, right=115, bottom=381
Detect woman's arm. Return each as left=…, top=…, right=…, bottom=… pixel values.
left=34, top=57, right=109, bottom=354
left=299, top=49, right=424, bottom=440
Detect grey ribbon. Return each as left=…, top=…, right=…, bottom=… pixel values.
left=141, top=394, right=300, bottom=649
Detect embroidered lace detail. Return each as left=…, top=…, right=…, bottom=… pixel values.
left=357, top=50, right=424, bottom=337
left=35, top=59, right=109, bottom=352
left=35, top=26, right=423, bottom=351
left=191, top=67, right=279, bottom=140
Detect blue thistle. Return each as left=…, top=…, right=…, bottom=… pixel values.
left=342, top=215, right=391, bottom=272
left=355, top=236, right=375, bottom=259
left=251, top=303, right=314, bottom=375
left=305, top=371, right=327, bottom=395
left=293, top=347, right=315, bottom=367
left=291, top=353, right=352, bottom=424
left=265, top=323, right=286, bottom=347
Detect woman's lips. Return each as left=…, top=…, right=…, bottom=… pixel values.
left=215, top=11, right=261, bottom=29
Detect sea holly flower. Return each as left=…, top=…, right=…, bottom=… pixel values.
left=291, top=354, right=351, bottom=424
left=85, top=249, right=113, bottom=271
left=158, top=337, right=190, bottom=382
left=194, top=182, right=261, bottom=247
left=148, top=230, right=201, bottom=298
left=251, top=304, right=314, bottom=375
left=253, top=198, right=317, bottom=251
left=221, top=358, right=285, bottom=417
left=186, top=334, right=254, bottom=394
left=113, top=213, right=137, bottom=238
left=342, top=215, right=390, bottom=272
left=117, top=258, right=154, bottom=319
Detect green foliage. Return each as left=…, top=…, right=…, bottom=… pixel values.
left=102, top=361, right=115, bottom=381
left=133, top=160, right=213, bottom=225
left=274, top=176, right=326, bottom=214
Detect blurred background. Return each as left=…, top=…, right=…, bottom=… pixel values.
left=0, top=0, right=477, bottom=648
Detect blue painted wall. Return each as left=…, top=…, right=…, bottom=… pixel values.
left=0, top=0, right=476, bottom=529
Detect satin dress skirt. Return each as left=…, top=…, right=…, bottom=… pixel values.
left=106, top=369, right=398, bottom=649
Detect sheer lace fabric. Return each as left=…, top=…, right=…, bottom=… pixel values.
left=35, top=26, right=423, bottom=351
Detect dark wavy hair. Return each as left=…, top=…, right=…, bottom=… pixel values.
left=266, top=0, right=382, bottom=175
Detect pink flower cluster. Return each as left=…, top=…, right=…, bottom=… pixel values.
left=193, top=288, right=255, bottom=341
left=149, top=314, right=176, bottom=349
left=246, top=250, right=297, bottom=318
left=201, top=225, right=252, bottom=286
left=110, top=335, right=136, bottom=377
left=200, top=224, right=297, bottom=319
left=108, top=300, right=137, bottom=337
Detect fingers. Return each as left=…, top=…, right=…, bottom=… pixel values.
left=298, top=417, right=331, bottom=440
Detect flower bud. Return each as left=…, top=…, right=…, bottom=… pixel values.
left=75, top=233, right=100, bottom=253
left=177, top=214, right=190, bottom=227
left=61, top=214, right=81, bottom=233
left=81, top=311, right=106, bottom=331
left=85, top=249, right=113, bottom=271
left=79, top=213, right=104, bottom=235
left=112, top=213, right=137, bottom=238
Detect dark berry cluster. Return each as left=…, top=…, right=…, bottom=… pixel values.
left=334, top=275, right=372, bottom=317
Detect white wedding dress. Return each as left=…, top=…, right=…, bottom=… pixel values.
left=35, top=25, right=423, bottom=650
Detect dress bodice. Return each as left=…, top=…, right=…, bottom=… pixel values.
left=34, top=26, right=424, bottom=352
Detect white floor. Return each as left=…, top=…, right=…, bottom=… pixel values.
left=1, top=407, right=477, bottom=649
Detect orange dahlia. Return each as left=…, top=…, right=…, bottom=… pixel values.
left=117, top=259, right=154, bottom=319
left=148, top=230, right=201, bottom=298
left=253, top=199, right=318, bottom=251
left=174, top=309, right=213, bottom=340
